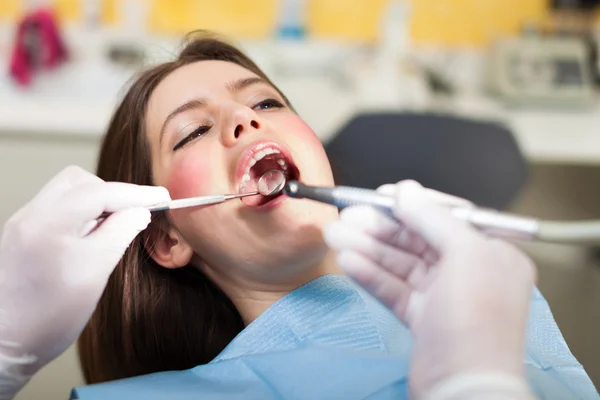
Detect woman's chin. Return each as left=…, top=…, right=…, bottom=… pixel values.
left=272, top=198, right=338, bottom=227
left=239, top=195, right=337, bottom=222
left=259, top=233, right=331, bottom=277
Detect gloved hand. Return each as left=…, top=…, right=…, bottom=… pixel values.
left=0, top=166, right=169, bottom=399
left=324, top=181, right=537, bottom=399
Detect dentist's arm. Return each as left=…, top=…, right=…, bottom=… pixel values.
left=325, top=181, right=537, bottom=400
left=0, top=166, right=170, bottom=399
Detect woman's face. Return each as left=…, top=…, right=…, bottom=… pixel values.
left=146, top=60, right=337, bottom=281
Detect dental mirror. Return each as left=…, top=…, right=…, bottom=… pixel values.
left=257, top=169, right=286, bottom=196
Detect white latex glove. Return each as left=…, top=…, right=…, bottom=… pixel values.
left=324, top=181, right=537, bottom=399
left=0, top=166, right=170, bottom=399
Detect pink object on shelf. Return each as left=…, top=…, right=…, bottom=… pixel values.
left=8, top=8, right=69, bottom=86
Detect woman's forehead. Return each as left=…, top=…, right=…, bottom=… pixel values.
left=152, top=60, right=259, bottom=102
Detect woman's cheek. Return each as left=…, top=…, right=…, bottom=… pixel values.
left=281, top=114, right=334, bottom=184
left=165, top=154, right=214, bottom=200
left=283, top=115, right=324, bottom=151
left=284, top=115, right=330, bottom=164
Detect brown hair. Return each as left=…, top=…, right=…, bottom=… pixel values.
left=78, top=32, right=290, bottom=384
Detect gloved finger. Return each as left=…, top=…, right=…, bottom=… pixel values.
left=11, top=166, right=102, bottom=223
left=378, top=181, right=472, bottom=208
left=424, top=188, right=472, bottom=208
left=51, top=182, right=170, bottom=233
left=324, top=221, right=426, bottom=279
left=377, top=184, right=397, bottom=196
left=338, top=207, right=438, bottom=264
left=31, top=166, right=102, bottom=208
left=337, top=250, right=414, bottom=322
left=394, top=181, right=479, bottom=252
left=82, top=208, right=151, bottom=278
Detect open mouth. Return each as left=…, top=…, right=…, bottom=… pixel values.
left=239, top=145, right=300, bottom=207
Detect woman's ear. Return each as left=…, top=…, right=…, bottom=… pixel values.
left=144, top=219, right=194, bottom=269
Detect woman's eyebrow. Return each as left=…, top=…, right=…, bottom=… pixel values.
left=227, top=77, right=268, bottom=94
left=159, top=98, right=206, bottom=143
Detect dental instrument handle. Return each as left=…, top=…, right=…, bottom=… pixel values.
left=146, top=192, right=258, bottom=212
left=283, top=181, right=544, bottom=242
left=536, top=220, right=600, bottom=244
left=99, top=170, right=283, bottom=218
left=98, top=192, right=259, bottom=220
left=283, top=181, right=396, bottom=210
left=445, top=212, right=600, bottom=244
left=450, top=207, right=539, bottom=240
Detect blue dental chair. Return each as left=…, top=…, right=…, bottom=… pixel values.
left=324, top=112, right=529, bottom=210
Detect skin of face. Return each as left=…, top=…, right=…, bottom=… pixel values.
left=146, top=60, right=339, bottom=288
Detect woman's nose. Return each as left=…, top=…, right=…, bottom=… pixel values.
left=222, top=105, right=262, bottom=147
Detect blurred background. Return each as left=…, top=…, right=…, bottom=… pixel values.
left=1, top=0, right=599, bottom=398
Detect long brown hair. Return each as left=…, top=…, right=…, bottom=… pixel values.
left=78, top=32, right=291, bottom=384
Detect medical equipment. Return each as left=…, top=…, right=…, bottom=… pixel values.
left=88, top=171, right=285, bottom=236
left=145, top=192, right=258, bottom=211
left=148, top=170, right=285, bottom=211
left=488, top=36, right=595, bottom=107
left=283, top=181, right=600, bottom=244
left=98, top=170, right=285, bottom=221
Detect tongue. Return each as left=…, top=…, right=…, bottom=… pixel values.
left=252, top=158, right=282, bottom=177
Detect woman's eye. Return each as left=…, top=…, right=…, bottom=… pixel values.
left=252, top=98, right=284, bottom=111
left=173, top=125, right=211, bottom=151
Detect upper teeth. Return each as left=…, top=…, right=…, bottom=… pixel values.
left=247, top=148, right=283, bottom=175
left=253, top=148, right=279, bottom=161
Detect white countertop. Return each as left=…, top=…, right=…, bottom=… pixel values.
left=1, top=26, right=599, bottom=166
left=508, top=106, right=600, bottom=165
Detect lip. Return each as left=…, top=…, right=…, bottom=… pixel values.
left=235, top=139, right=297, bottom=192
left=252, top=192, right=289, bottom=211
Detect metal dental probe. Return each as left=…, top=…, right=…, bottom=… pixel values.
left=283, top=181, right=600, bottom=244
left=96, top=170, right=286, bottom=222
left=149, top=170, right=287, bottom=211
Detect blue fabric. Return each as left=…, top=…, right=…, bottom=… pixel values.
left=72, top=275, right=598, bottom=400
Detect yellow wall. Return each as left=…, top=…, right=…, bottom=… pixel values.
left=307, top=0, right=548, bottom=46
left=0, top=0, right=21, bottom=21
left=53, top=0, right=81, bottom=21
left=0, top=0, right=80, bottom=22
left=409, top=0, right=548, bottom=47
left=148, top=0, right=277, bottom=38
left=307, top=0, right=389, bottom=42
left=141, top=0, right=552, bottom=46
left=1, top=0, right=598, bottom=48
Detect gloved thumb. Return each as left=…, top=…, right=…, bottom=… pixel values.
left=86, top=207, right=151, bottom=275
left=394, top=181, right=477, bottom=252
